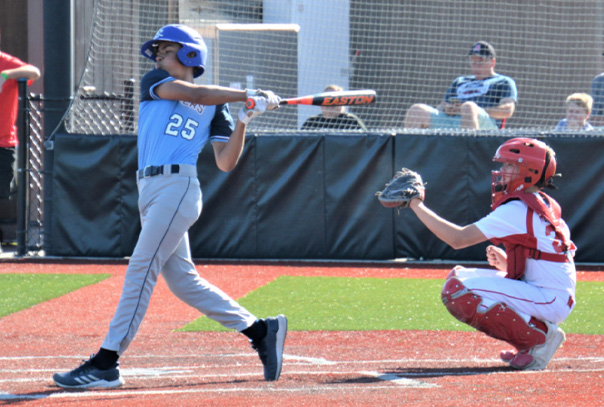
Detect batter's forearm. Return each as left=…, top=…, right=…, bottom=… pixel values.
left=156, top=81, right=247, bottom=106
left=189, top=86, right=247, bottom=106
left=213, top=124, right=246, bottom=172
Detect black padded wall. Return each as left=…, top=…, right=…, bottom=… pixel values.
left=48, top=132, right=603, bottom=263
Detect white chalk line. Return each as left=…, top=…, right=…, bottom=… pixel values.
left=1, top=353, right=603, bottom=401
left=0, top=352, right=437, bottom=400
left=3, top=354, right=602, bottom=364
left=0, top=385, right=402, bottom=401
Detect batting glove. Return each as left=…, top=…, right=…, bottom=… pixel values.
left=238, top=96, right=267, bottom=125
left=246, top=88, right=281, bottom=110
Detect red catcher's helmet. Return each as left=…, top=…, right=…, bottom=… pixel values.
left=491, top=138, right=557, bottom=207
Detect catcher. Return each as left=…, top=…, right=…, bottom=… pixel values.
left=376, top=138, right=576, bottom=370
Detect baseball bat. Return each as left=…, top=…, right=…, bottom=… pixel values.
left=246, top=90, right=376, bottom=109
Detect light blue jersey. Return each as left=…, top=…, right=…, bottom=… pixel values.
left=554, top=118, right=593, bottom=131
left=137, top=69, right=234, bottom=169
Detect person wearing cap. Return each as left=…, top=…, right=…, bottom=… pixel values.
left=404, top=41, right=517, bottom=130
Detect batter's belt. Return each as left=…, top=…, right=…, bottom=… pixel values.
left=137, top=164, right=197, bottom=180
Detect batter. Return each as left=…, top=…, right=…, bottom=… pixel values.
left=53, top=24, right=287, bottom=389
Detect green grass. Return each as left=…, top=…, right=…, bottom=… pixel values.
left=1, top=273, right=600, bottom=335
left=561, top=281, right=604, bottom=334
left=181, top=276, right=604, bottom=335
left=0, top=273, right=110, bottom=317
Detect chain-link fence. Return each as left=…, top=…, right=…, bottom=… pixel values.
left=25, top=93, right=44, bottom=252
left=64, top=0, right=604, bottom=134
left=14, top=80, right=45, bottom=255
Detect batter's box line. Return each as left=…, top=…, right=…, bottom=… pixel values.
left=0, top=385, right=406, bottom=401
left=5, top=363, right=604, bottom=388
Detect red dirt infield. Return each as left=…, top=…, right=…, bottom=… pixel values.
left=0, top=260, right=603, bottom=406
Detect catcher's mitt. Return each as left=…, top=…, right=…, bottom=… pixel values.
left=375, top=168, right=425, bottom=208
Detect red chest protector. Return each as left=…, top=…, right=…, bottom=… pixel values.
left=490, top=192, right=575, bottom=280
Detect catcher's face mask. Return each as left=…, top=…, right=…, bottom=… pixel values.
left=490, top=137, right=555, bottom=208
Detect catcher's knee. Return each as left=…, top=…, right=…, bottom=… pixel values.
left=445, top=265, right=464, bottom=280
left=441, top=278, right=482, bottom=324
left=441, top=278, right=546, bottom=350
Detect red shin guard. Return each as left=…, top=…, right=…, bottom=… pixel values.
left=441, top=278, right=547, bottom=351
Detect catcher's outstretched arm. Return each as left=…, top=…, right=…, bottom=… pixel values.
left=409, top=200, right=487, bottom=250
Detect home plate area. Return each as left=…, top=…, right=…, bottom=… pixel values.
left=1, top=330, right=603, bottom=406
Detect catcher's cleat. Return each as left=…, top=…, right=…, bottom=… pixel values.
left=499, top=350, right=518, bottom=363
left=525, top=321, right=566, bottom=370
left=501, top=321, right=566, bottom=370
left=250, top=315, right=287, bottom=381
left=500, top=349, right=535, bottom=369
left=53, top=356, right=124, bottom=389
left=500, top=350, right=516, bottom=363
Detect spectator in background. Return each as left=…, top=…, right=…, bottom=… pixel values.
left=404, top=41, right=517, bottom=130
left=0, top=28, right=40, bottom=200
left=589, top=73, right=604, bottom=126
left=301, top=84, right=367, bottom=131
left=554, top=93, right=593, bottom=131
left=0, top=26, right=41, bottom=251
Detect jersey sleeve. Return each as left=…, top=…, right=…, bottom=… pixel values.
left=140, top=69, right=172, bottom=102
left=497, top=75, right=518, bottom=102
left=474, top=200, right=527, bottom=240
left=0, top=53, right=28, bottom=71
left=209, top=103, right=235, bottom=143
left=591, top=74, right=604, bottom=117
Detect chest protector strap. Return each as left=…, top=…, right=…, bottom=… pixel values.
left=490, top=192, right=574, bottom=280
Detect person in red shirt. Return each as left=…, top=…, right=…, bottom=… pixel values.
left=0, top=28, right=41, bottom=200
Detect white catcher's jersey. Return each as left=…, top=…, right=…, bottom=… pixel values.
left=474, top=196, right=576, bottom=298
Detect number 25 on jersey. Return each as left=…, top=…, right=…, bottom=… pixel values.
left=165, top=113, right=199, bottom=140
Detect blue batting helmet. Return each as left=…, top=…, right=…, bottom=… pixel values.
left=141, top=24, right=207, bottom=78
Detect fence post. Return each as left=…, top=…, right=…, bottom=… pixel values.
left=43, top=0, right=74, bottom=255
left=16, top=79, right=29, bottom=256
left=122, top=79, right=135, bottom=132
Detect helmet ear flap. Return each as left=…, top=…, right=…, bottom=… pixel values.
left=177, top=45, right=206, bottom=77
left=541, top=149, right=559, bottom=189
left=544, top=151, right=557, bottom=180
